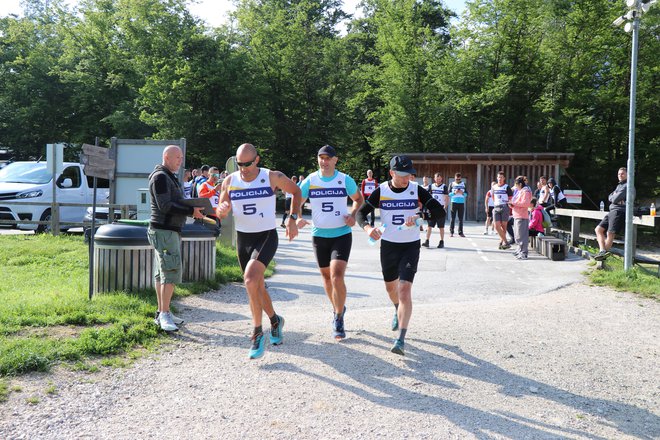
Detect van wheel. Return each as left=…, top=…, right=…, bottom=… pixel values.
left=36, top=209, right=52, bottom=234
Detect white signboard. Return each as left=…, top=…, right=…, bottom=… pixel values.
left=564, top=189, right=582, bottom=204
left=110, top=138, right=186, bottom=206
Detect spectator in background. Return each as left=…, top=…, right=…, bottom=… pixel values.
left=529, top=197, right=545, bottom=238
left=182, top=169, right=193, bottom=199
left=509, top=176, right=532, bottom=260
left=594, top=167, right=631, bottom=261
left=546, top=177, right=567, bottom=217
left=492, top=171, right=512, bottom=249
left=198, top=166, right=222, bottom=234
left=361, top=169, right=378, bottom=227
left=192, top=165, right=209, bottom=198
left=422, top=172, right=448, bottom=248
left=448, top=172, right=467, bottom=237
left=281, top=175, right=298, bottom=227
left=537, top=176, right=551, bottom=207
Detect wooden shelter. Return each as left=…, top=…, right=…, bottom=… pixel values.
left=401, top=153, right=574, bottom=221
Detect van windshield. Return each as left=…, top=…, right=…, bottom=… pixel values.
left=0, top=162, right=52, bottom=184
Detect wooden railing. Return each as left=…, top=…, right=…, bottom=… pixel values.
left=554, top=208, right=658, bottom=257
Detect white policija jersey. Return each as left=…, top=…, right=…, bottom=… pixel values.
left=308, top=172, right=349, bottom=229
left=492, top=183, right=510, bottom=206
left=379, top=182, right=420, bottom=243
left=363, top=179, right=377, bottom=195
left=228, top=168, right=277, bottom=233
left=429, top=183, right=447, bottom=206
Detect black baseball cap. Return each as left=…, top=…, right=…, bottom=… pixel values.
left=317, top=145, right=337, bottom=157
left=389, top=155, right=416, bottom=176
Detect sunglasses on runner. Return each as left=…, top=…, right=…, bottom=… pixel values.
left=236, top=157, right=257, bottom=167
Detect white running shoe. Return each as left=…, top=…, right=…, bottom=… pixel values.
left=170, top=313, right=184, bottom=325
left=159, top=312, right=179, bottom=332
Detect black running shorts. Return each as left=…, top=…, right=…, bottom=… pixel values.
left=312, top=233, right=352, bottom=268
left=236, top=229, right=279, bottom=272
left=598, top=208, right=626, bottom=235
left=427, top=209, right=446, bottom=228
left=380, top=239, right=420, bottom=283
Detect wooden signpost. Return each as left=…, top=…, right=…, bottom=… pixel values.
left=80, top=143, right=116, bottom=299
left=81, top=144, right=116, bottom=180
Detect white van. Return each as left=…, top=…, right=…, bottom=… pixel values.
left=0, top=161, right=109, bottom=232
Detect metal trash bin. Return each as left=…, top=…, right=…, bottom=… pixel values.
left=181, top=222, right=216, bottom=282
left=93, top=223, right=154, bottom=294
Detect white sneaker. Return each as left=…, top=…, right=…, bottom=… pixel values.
left=159, top=312, right=179, bottom=332
left=154, top=311, right=184, bottom=325
left=170, top=313, right=184, bottom=325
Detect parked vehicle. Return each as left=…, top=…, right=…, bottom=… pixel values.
left=0, top=161, right=109, bottom=233
left=82, top=198, right=137, bottom=243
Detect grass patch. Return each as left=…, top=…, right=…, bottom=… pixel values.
left=0, top=234, right=248, bottom=377
left=45, top=382, right=57, bottom=395
left=0, top=379, right=8, bottom=403
left=26, top=396, right=39, bottom=405
left=583, top=246, right=660, bottom=299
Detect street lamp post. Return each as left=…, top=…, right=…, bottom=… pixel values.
left=612, top=0, right=656, bottom=271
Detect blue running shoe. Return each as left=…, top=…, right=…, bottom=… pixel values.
left=391, top=311, right=399, bottom=331
left=269, top=315, right=285, bottom=345
left=391, top=339, right=405, bottom=356
left=333, top=314, right=346, bottom=340
left=248, top=333, right=266, bottom=359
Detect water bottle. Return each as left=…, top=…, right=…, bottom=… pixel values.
left=368, top=224, right=387, bottom=246
left=396, top=217, right=424, bottom=230
left=599, top=201, right=604, bottom=212
left=651, top=203, right=656, bottom=216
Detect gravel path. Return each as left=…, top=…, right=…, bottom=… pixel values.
left=1, top=282, right=658, bottom=439
left=1, top=223, right=659, bottom=439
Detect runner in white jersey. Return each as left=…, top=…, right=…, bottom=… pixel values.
left=492, top=170, right=513, bottom=250
left=422, top=172, right=449, bottom=248
left=295, top=145, right=363, bottom=340
left=215, top=143, right=301, bottom=360
left=360, top=169, right=378, bottom=227
left=357, top=155, right=443, bottom=356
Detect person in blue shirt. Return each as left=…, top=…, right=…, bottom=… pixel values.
left=448, top=172, right=468, bottom=237
left=295, top=145, right=364, bottom=340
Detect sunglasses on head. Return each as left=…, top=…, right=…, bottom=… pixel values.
left=236, top=157, right=257, bottom=167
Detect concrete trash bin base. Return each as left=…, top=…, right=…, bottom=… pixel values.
left=93, top=223, right=153, bottom=294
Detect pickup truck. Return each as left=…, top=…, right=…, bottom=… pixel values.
left=0, top=161, right=109, bottom=233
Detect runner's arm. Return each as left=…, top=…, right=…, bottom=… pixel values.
left=357, top=187, right=380, bottom=229
left=215, top=175, right=233, bottom=219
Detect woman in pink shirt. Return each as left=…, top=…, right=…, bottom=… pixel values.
left=509, top=176, right=532, bottom=259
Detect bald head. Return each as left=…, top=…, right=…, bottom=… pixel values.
left=163, top=145, right=183, bottom=173
left=237, top=143, right=257, bottom=158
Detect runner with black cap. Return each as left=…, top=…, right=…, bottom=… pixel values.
left=294, top=145, right=364, bottom=340
left=357, top=155, right=444, bottom=356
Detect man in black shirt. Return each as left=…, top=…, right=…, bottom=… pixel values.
left=594, top=167, right=632, bottom=261
left=357, top=155, right=444, bottom=356
left=148, top=145, right=205, bottom=331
